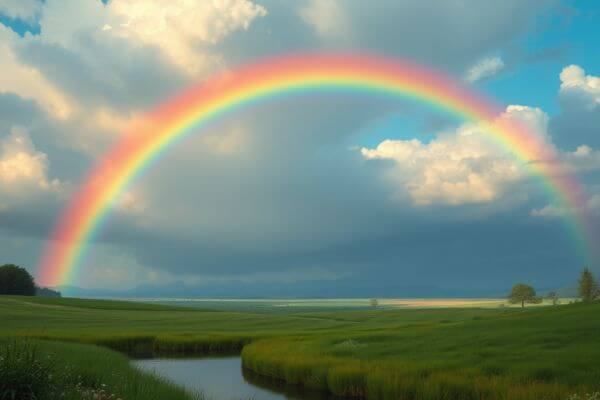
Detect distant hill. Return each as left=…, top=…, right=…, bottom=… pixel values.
left=55, top=279, right=515, bottom=299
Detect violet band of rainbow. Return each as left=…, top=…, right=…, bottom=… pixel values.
left=38, top=53, right=597, bottom=286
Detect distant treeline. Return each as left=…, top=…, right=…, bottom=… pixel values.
left=0, top=264, right=61, bottom=297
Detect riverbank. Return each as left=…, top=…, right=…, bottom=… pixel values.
left=1, top=296, right=599, bottom=399
left=0, top=339, right=200, bottom=400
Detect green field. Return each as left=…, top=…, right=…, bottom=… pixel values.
left=1, top=295, right=599, bottom=400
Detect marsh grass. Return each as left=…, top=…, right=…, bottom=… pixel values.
left=0, top=340, right=55, bottom=400
left=0, top=339, right=200, bottom=400
left=1, top=296, right=600, bottom=400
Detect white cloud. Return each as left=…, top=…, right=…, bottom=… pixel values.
left=361, top=124, right=523, bottom=206
left=362, top=101, right=600, bottom=208
left=0, top=127, right=62, bottom=196
left=108, top=0, right=267, bottom=74
left=503, top=104, right=550, bottom=142
left=0, top=0, right=41, bottom=22
left=298, top=0, right=348, bottom=38
left=530, top=204, right=568, bottom=218
left=465, top=56, right=505, bottom=83
left=559, top=65, right=600, bottom=109
left=360, top=105, right=557, bottom=206
left=0, top=25, right=73, bottom=119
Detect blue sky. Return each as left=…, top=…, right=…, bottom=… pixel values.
left=0, top=0, right=598, bottom=296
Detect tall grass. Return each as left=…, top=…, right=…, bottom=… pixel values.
left=242, top=303, right=600, bottom=399
left=2, top=296, right=600, bottom=400
left=0, top=340, right=55, bottom=400
left=0, top=339, right=200, bottom=400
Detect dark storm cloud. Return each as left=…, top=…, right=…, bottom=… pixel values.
left=75, top=95, right=585, bottom=291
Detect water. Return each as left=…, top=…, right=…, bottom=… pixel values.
left=133, top=356, right=336, bottom=400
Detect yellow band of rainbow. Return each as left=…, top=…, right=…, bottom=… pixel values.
left=38, top=53, right=596, bottom=286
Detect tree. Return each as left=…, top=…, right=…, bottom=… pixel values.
left=546, top=291, right=560, bottom=306
left=578, top=267, right=598, bottom=302
left=369, top=298, right=379, bottom=308
left=0, top=264, right=35, bottom=296
left=36, top=286, right=62, bottom=298
left=508, top=283, right=537, bottom=308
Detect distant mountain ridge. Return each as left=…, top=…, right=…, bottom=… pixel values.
left=55, top=279, right=536, bottom=299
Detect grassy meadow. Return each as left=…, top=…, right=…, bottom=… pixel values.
left=1, top=295, right=599, bottom=399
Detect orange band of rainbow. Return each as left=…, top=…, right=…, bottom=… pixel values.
left=38, top=53, right=596, bottom=286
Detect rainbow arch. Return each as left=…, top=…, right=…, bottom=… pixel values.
left=38, top=53, right=595, bottom=287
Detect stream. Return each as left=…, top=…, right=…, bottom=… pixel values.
left=133, top=356, right=337, bottom=400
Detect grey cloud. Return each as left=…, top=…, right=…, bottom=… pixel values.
left=15, top=32, right=188, bottom=112
left=220, top=0, right=557, bottom=74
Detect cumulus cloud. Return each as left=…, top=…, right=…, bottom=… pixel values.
left=362, top=100, right=600, bottom=211
left=108, top=0, right=267, bottom=74
left=560, top=65, right=600, bottom=109
left=362, top=133, right=522, bottom=205
left=360, top=105, right=554, bottom=205
left=0, top=25, right=72, bottom=119
left=0, top=0, right=267, bottom=149
left=0, top=126, right=62, bottom=197
left=465, top=56, right=505, bottom=83
left=551, top=65, right=600, bottom=148
left=0, top=0, right=41, bottom=23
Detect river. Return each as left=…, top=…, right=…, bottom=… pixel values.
left=133, top=356, right=337, bottom=400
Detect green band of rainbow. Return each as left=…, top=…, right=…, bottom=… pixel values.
left=38, top=53, right=596, bottom=286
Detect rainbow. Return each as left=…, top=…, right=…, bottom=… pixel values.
left=38, top=53, right=596, bottom=287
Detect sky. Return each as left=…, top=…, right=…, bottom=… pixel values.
left=0, top=0, right=599, bottom=297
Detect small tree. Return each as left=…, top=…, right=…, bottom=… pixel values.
left=0, top=264, right=35, bottom=296
left=369, top=298, right=379, bottom=308
left=508, top=283, right=537, bottom=308
left=578, top=267, right=599, bottom=302
left=546, top=291, right=560, bottom=306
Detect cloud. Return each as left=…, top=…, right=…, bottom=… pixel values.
left=559, top=65, right=600, bottom=109
left=530, top=204, right=568, bottom=218
left=551, top=65, right=600, bottom=149
left=298, top=0, right=348, bottom=39
left=360, top=105, right=553, bottom=206
left=1, top=1, right=592, bottom=292
left=561, top=145, right=600, bottom=172
left=0, top=0, right=41, bottom=23
left=465, top=56, right=505, bottom=83
left=0, top=126, right=62, bottom=196
left=0, top=25, right=72, bottom=119
left=531, top=194, right=600, bottom=219
left=107, top=0, right=267, bottom=74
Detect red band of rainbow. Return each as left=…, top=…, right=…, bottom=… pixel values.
left=38, top=53, right=597, bottom=286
